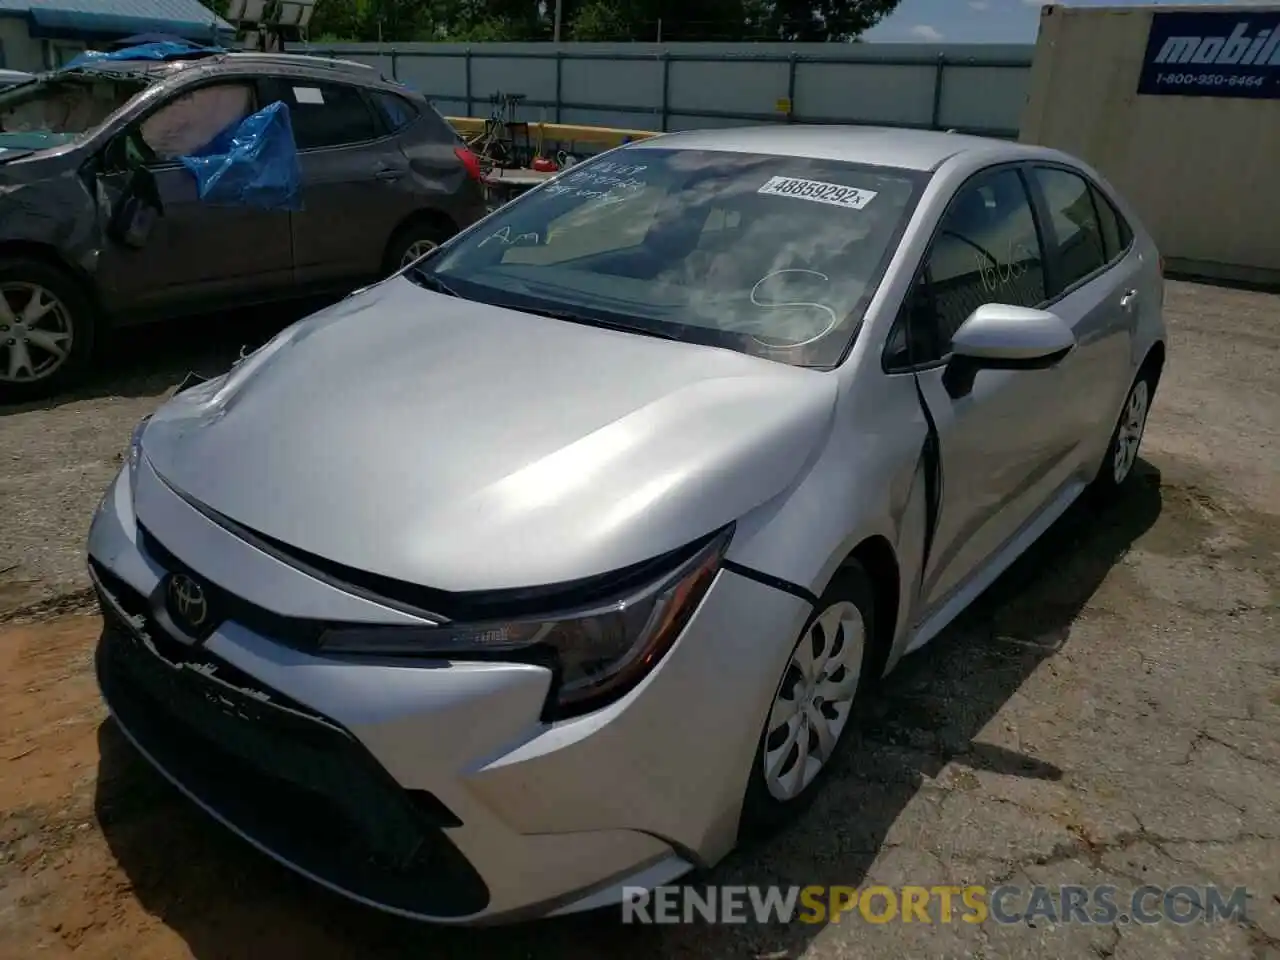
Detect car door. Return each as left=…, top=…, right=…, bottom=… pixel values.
left=95, top=78, right=294, bottom=319
left=262, top=78, right=410, bottom=287
left=890, top=165, right=1081, bottom=614
left=1025, top=165, right=1140, bottom=454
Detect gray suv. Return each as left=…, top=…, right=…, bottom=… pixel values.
left=0, top=51, right=487, bottom=401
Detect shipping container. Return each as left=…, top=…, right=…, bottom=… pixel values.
left=1019, top=3, right=1280, bottom=285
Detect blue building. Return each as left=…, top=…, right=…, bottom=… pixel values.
left=0, top=0, right=234, bottom=71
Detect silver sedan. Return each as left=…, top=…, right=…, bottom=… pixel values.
left=87, top=125, right=1166, bottom=924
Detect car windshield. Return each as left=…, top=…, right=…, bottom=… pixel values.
left=0, top=72, right=148, bottom=150
left=419, top=147, right=925, bottom=368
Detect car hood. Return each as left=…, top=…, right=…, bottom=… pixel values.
left=140, top=275, right=839, bottom=593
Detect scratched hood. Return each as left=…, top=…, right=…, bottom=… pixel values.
left=139, top=275, right=838, bottom=592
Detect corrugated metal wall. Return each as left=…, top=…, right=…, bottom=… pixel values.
left=300, top=41, right=1034, bottom=137
left=1019, top=4, right=1280, bottom=280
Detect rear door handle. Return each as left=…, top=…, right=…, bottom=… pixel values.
left=374, top=166, right=402, bottom=182
left=1120, top=289, right=1139, bottom=311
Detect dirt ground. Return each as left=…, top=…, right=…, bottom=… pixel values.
left=0, top=281, right=1277, bottom=959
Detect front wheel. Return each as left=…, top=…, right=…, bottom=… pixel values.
left=0, top=259, right=95, bottom=404
left=739, top=563, right=877, bottom=837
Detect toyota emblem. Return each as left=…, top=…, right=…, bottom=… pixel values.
left=166, top=574, right=209, bottom=632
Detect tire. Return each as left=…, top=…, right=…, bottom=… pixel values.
left=739, top=562, right=878, bottom=837
left=383, top=217, right=457, bottom=276
left=1089, top=367, right=1155, bottom=501
left=0, top=258, right=96, bottom=404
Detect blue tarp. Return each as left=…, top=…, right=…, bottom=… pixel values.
left=19, top=0, right=234, bottom=45
left=63, top=40, right=223, bottom=71
left=179, top=101, right=303, bottom=212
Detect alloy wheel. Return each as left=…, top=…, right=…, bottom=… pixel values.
left=1112, top=379, right=1150, bottom=485
left=0, top=282, right=74, bottom=384
left=763, top=600, right=865, bottom=802
left=400, top=239, right=439, bottom=268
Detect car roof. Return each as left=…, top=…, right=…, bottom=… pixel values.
left=67, top=50, right=404, bottom=92
left=67, top=58, right=192, bottom=80
left=626, top=125, right=1047, bottom=173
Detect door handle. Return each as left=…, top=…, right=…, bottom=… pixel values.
left=374, top=166, right=402, bottom=182
left=1119, top=289, right=1139, bottom=311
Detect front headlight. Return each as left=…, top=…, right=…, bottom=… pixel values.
left=319, top=526, right=732, bottom=719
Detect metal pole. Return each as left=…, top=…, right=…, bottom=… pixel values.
left=553, top=0, right=563, bottom=42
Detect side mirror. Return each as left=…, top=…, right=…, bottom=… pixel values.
left=942, top=303, right=1075, bottom=399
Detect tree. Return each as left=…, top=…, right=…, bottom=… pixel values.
left=744, top=0, right=900, bottom=41
left=203, top=0, right=902, bottom=43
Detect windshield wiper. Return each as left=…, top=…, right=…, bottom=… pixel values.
left=512, top=305, right=682, bottom=342
left=409, top=270, right=460, bottom=297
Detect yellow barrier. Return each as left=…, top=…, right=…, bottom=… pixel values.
left=446, top=117, right=661, bottom=148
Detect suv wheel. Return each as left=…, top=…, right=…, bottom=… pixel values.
left=0, top=259, right=95, bottom=404
left=385, top=219, right=456, bottom=275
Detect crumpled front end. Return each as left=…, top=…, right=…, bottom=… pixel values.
left=87, top=453, right=813, bottom=923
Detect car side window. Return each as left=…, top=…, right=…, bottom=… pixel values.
left=372, top=91, right=417, bottom=133
left=284, top=81, right=380, bottom=150
left=886, top=168, right=1046, bottom=368
left=1032, top=167, right=1108, bottom=292
left=1090, top=185, right=1131, bottom=262
left=138, top=82, right=255, bottom=162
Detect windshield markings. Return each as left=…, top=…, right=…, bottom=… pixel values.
left=479, top=225, right=541, bottom=247
left=543, top=161, right=650, bottom=206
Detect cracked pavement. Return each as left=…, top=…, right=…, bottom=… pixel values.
left=0, top=279, right=1277, bottom=959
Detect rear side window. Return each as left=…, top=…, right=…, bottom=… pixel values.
left=1091, top=185, right=1132, bottom=262
left=283, top=81, right=379, bottom=150
left=1032, top=167, right=1107, bottom=292
left=373, top=91, right=417, bottom=132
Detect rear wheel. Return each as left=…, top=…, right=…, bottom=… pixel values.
left=384, top=218, right=457, bottom=275
left=0, top=259, right=95, bottom=404
left=1090, top=368, right=1154, bottom=499
left=739, top=563, right=877, bottom=836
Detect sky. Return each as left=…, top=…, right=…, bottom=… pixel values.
left=863, top=0, right=1276, bottom=44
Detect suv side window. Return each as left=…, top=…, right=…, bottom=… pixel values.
left=1032, top=166, right=1108, bottom=292
left=885, top=168, right=1046, bottom=368
left=281, top=81, right=380, bottom=150
left=138, top=82, right=256, bottom=161
left=372, top=91, right=417, bottom=133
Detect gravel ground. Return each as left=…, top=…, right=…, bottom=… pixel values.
left=0, top=280, right=1277, bottom=959
left=0, top=301, right=321, bottom=619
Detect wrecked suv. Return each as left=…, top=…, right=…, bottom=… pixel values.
left=0, top=49, right=487, bottom=401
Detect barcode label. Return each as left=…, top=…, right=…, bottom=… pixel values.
left=757, top=176, right=877, bottom=210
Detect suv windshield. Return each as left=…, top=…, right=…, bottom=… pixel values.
left=420, top=147, right=924, bottom=367
left=0, top=73, right=148, bottom=150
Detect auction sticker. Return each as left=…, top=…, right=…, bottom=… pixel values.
left=757, top=176, right=877, bottom=210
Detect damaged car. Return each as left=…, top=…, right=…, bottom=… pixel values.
left=88, top=126, right=1166, bottom=924
left=0, top=46, right=487, bottom=401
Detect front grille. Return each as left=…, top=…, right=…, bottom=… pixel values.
left=93, top=575, right=490, bottom=919
left=136, top=525, right=330, bottom=650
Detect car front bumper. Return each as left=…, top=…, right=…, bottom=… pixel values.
left=87, top=457, right=811, bottom=924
